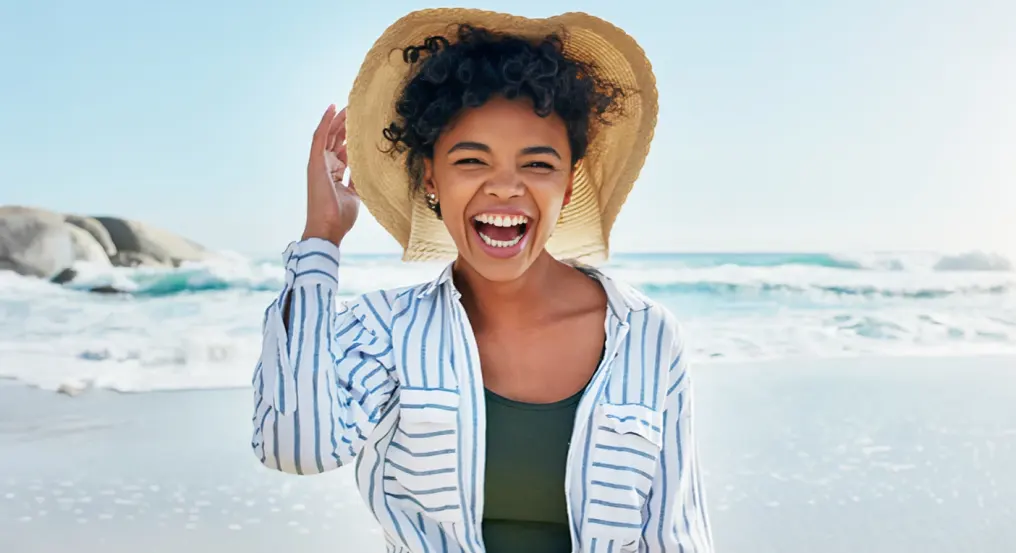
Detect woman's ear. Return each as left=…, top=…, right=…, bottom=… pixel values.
left=562, top=172, right=574, bottom=208
left=422, top=157, right=442, bottom=219
left=423, top=158, right=437, bottom=196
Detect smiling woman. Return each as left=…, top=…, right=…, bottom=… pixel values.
left=251, top=8, right=712, bottom=553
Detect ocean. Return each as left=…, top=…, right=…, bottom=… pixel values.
left=0, top=249, right=1012, bottom=393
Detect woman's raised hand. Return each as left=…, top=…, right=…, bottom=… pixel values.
left=302, top=105, right=360, bottom=246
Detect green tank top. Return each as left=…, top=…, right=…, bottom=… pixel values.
left=481, top=386, right=585, bottom=553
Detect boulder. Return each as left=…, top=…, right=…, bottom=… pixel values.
left=66, top=223, right=112, bottom=266
left=113, top=250, right=168, bottom=268
left=0, top=206, right=76, bottom=279
left=47, top=224, right=115, bottom=285
left=94, top=216, right=209, bottom=267
left=64, top=214, right=118, bottom=257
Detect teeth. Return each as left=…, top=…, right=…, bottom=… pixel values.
left=473, top=213, right=529, bottom=250
left=474, top=213, right=529, bottom=227
left=478, top=231, right=524, bottom=248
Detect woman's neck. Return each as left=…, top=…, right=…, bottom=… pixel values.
left=452, top=250, right=568, bottom=331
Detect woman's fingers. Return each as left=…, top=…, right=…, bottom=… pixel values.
left=324, top=146, right=355, bottom=192
left=312, top=104, right=337, bottom=154
left=313, top=105, right=354, bottom=192
left=336, top=143, right=348, bottom=166
left=327, top=108, right=348, bottom=152
left=333, top=114, right=347, bottom=152
left=324, top=149, right=344, bottom=176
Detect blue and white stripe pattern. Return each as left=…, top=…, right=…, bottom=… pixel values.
left=252, top=238, right=714, bottom=552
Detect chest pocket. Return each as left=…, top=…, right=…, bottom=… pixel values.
left=583, top=402, right=663, bottom=548
left=383, top=387, right=463, bottom=523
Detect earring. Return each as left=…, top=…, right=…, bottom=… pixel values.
left=425, top=192, right=442, bottom=219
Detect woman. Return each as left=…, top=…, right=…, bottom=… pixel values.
left=252, top=9, right=713, bottom=553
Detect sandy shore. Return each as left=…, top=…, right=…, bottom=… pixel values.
left=2, top=355, right=1015, bottom=552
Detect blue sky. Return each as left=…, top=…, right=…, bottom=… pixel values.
left=1, top=0, right=1012, bottom=256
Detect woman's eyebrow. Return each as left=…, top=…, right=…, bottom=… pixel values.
left=520, top=145, right=561, bottom=159
left=447, top=142, right=561, bottom=160
left=447, top=141, right=491, bottom=154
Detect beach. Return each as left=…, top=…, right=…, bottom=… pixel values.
left=2, top=249, right=1013, bottom=551
left=4, top=354, right=1015, bottom=553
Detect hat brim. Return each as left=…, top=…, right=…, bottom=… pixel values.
left=347, top=9, right=658, bottom=262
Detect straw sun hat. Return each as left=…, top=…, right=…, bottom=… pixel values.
left=346, top=8, right=658, bottom=262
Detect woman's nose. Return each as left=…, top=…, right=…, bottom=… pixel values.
left=482, top=168, right=525, bottom=199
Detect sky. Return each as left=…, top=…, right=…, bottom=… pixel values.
left=1, top=0, right=1013, bottom=256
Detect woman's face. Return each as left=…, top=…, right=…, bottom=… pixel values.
left=423, top=97, right=574, bottom=282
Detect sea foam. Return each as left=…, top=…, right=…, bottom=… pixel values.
left=0, top=250, right=1012, bottom=393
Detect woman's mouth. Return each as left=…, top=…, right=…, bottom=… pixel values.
left=470, top=213, right=531, bottom=258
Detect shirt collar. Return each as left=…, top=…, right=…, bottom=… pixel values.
left=416, top=262, right=458, bottom=299
left=575, top=265, right=650, bottom=320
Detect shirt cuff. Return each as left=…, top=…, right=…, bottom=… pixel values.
left=282, top=238, right=340, bottom=288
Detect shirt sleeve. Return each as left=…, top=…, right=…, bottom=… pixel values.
left=251, top=238, right=397, bottom=475
left=641, top=326, right=715, bottom=552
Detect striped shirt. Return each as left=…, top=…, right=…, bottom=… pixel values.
left=251, top=238, right=714, bottom=553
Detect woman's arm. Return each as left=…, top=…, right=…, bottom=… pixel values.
left=641, top=331, right=714, bottom=552
left=251, top=238, right=396, bottom=475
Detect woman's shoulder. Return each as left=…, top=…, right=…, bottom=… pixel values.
left=337, top=279, right=442, bottom=338
left=591, top=270, right=685, bottom=340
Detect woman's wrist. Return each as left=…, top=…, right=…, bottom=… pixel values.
left=301, top=225, right=345, bottom=247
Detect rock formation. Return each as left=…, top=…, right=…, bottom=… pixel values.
left=0, top=205, right=211, bottom=290
left=64, top=214, right=118, bottom=257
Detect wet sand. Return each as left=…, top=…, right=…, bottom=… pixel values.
left=2, top=355, right=1015, bottom=552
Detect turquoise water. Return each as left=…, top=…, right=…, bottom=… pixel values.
left=0, top=249, right=1012, bottom=392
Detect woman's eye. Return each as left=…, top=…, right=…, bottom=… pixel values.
left=454, top=158, right=484, bottom=165
left=526, top=161, right=555, bottom=170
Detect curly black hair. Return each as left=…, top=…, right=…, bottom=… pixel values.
left=382, top=24, right=628, bottom=206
